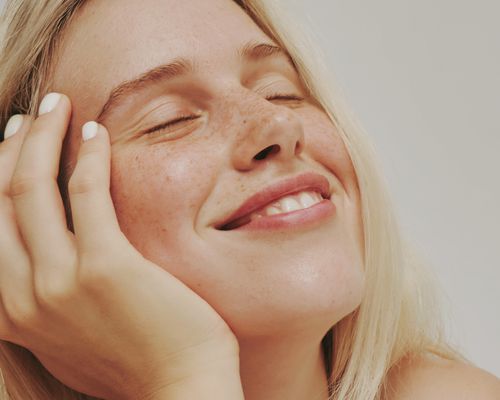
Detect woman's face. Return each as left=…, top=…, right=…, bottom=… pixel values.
left=52, top=0, right=365, bottom=338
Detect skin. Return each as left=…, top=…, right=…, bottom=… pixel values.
left=387, top=354, right=500, bottom=400
left=49, top=0, right=365, bottom=398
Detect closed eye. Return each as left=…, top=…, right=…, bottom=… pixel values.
left=143, top=114, right=200, bottom=135
left=143, top=92, right=304, bottom=136
left=266, top=92, right=304, bottom=102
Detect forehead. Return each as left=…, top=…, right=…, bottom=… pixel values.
left=52, top=0, right=271, bottom=119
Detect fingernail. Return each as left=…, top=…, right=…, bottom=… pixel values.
left=38, top=92, right=62, bottom=115
left=4, top=114, right=24, bottom=139
left=82, top=121, right=98, bottom=141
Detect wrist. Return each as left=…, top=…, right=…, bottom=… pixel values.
left=139, top=361, right=244, bottom=400
left=148, top=366, right=244, bottom=400
left=137, top=339, right=243, bottom=400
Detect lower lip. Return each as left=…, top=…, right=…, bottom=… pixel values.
left=230, top=198, right=336, bottom=231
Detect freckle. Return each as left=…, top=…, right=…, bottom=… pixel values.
left=243, top=119, right=247, bottom=124
left=168, top=177, right=174, bottom=184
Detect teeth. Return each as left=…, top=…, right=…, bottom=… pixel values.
left=280, top=197, right=302, bottom=213
left=298, top=191, right=318, bottom=208
left=253, top=190, right=323, bottom=218
left=266, top=206, right=282, bottom=215
left=220, top=190, right=325, bottom=230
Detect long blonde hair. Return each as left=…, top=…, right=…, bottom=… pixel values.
left=0, top=1, right=465, bottom=399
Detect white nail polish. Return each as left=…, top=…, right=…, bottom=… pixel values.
left=82, top=121, right=98, bottom=141
left=4, top=114, right=23, bottom=139
left=38, top=92, right=61, bottom=115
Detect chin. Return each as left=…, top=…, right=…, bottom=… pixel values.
left=191, top=242, right=366, bottom=340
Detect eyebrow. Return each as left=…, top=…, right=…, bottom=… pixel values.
left=96, top=41, right=297, bottom=122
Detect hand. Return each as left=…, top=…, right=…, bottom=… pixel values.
left=0, top=93, right=240, bottom=400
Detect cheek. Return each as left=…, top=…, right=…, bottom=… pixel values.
left=108, top=144, right=214, bottom=255
left=302, top=110, right=365, bottom=262
left=303, top=113, right=359, bottom=195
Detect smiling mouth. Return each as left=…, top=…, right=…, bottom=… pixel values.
left=218, top=189, right=329, bottom=231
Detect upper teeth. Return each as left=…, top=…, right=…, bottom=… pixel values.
left=251, top=190, right=323, bottom=219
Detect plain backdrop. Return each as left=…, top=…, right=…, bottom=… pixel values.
left=1, top=0, right=498, bottom=378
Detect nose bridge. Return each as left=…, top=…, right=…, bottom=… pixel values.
left=217, top=84, right=271, bottom=123
left=222, top=87, right=305, bottom=171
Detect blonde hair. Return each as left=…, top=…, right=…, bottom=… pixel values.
left=0, top=1, right=466, bottom=399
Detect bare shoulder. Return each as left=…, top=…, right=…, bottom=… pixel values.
left=386, top=354, right=500, bottom=400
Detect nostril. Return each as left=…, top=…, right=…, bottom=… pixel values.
left=254, top=144, right=280, bottom=160
left=294, top=141, right=302, bottom=155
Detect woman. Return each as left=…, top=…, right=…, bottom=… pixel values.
left=0, top=0, right=498, bottom=399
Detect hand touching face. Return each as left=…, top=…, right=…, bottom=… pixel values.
left=51, top=0, right=365, bottom=339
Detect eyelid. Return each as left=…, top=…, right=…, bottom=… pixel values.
left=266, top=92, right=304, bottom=101
left=142, top=113, right=201, bottom=135
left=143, top=92, right=305, bottom=137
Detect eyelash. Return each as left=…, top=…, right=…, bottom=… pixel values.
left=143, top=92, right=305, bottom=135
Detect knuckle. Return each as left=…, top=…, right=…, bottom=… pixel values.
left=3, top=297, right=38, bottom=328
left=34, top=276, right=76, bottom=307
left=10, top=173, right=41, bottom=198
left=77, top=254, right=118, bottom=290
left=68, top=173, right=99, bottom=196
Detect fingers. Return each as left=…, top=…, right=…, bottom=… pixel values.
left=0, top=96, right=124, bottom=344
left=0, top=115, right=35, bottom=343
left=10, top=93, right=75, bottom=269
left=0, top=115, right=32, bottom=193
left=0, top=99, right=124, bottom=345
left=69, top=121, right=123, bottom=255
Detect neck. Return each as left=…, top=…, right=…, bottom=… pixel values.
left=238, top=333, right=330, bottom=400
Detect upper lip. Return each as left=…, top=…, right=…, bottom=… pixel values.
left=214, top=172, right=331, bottom=230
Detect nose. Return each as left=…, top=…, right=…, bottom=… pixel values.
left=230, top=103, right=305, bottom=171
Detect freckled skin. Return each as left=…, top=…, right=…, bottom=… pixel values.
left=53, top=0, right=365, bottom=343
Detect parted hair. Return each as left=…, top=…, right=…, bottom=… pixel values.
left=0, top=1, right=465, bottom=399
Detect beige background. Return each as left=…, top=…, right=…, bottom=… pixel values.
left=1, top=0, right=498, bottom=378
